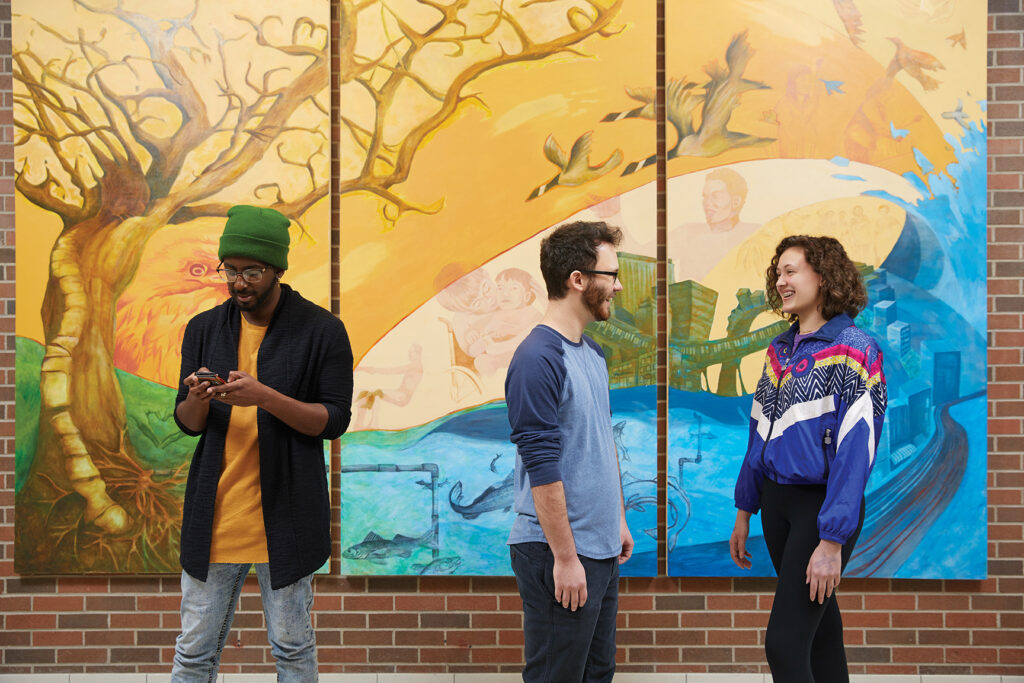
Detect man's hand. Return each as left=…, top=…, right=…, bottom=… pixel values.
left=553, top=555, right=588, bottom=611
left=729, top=511, right=753, bottom=570
left=806, top=539, right=842, bottom=604
left=618, top=516, right=634, bottom=564
left=215, top=370, right=271, bottom=407
left=183, top=368, right=216, bottom=403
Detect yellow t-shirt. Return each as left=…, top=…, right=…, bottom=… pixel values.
left=209, top=316, right=269, bottom=563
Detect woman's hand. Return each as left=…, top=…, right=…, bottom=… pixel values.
left=729, top=510, right=753, bottom=569
left=806, top=539, right=843, bottom=604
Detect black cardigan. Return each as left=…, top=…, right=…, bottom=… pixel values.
left=174, top=284, right=353, bottom=588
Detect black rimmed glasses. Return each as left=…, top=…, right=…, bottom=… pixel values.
left=580, top=269, right=619, bottom=281
left=217, top=265, right=269, bottom=283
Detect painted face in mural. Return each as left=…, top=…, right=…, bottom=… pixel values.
left=497, top=277, right=527, bottom=310
left=223, top=256, right=279, bottom=316
left=702, top=178, right=742, bottom=228
left=775, top=247, right=823, bottom=321
left=471, top=277, right=497, bottom=313
left=582, top=243, right=623, bottom=322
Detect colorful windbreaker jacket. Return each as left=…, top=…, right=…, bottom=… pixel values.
left=734, top=313, right=887, bottom=544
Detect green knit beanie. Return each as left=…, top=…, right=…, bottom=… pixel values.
left=218, top=205, right=291, bottom=270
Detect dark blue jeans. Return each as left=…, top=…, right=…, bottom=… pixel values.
left=510, top=542, right=619, bottom=683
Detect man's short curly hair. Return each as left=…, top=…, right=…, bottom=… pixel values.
left=765, top=235, right=867, bottom=322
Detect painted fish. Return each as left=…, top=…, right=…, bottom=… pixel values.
left=411, top=556, right=463, bottom=575
left=342, top=529, right=436, bottom=563
left=449, top=470, right=514, bottom=520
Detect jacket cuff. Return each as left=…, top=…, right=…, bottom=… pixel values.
left=735, top=498, right=760, bottom=515
left=818, top=528, right=848, bottom=544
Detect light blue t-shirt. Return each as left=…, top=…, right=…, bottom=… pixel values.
left=504, top=325, right=622, bottom=560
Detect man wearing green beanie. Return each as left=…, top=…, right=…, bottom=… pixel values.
left=171, top=205, right=353, bottom=682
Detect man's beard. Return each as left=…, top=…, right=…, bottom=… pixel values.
left=230, top=282, right=275, bottom=311
left=584, top=281, right=612, bottom=321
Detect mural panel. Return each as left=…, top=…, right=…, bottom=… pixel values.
left=14, top=0, right=332, bottom=573
left=665, top=0, right=987, bottom=579
left=337, top=0, right=658, bottom=576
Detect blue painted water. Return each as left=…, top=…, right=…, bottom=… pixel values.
left=340, top=120, right=987, bottom=580
left=668, top=118, right=988, bottom=579
left=339, top=387, right=658, bottom=576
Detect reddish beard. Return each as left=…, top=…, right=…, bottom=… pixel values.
left=584, top=280, right=612, bottom=321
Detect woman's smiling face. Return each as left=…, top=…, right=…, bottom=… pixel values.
left=775, top=246, right=822, bottom=321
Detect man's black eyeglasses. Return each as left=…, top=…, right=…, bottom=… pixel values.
left=217, top=265, right=269, bottom=283
left=580, top=269, right=619, bottom=281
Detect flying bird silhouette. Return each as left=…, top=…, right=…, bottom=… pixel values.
left=832, top=0, right=865, bottom=47
left=820, top=78, right=846, bottom=95
left=527, top=131, right=622, bottom=200
left=620, top=78, right=702, bottom=175
left=619, top=32, right=772, bottom=176
left=941, top=98, right=970, bottom=129
left=602, top=85, right=657, bottom=123
left=947, top=29, right=966, bottom=50
left=886, top=37, right=945, bottom=92
left=675, top=30, right=774, bottom=158
left=889, top=121, right=909, bottom=140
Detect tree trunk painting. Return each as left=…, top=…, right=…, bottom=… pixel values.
left=14, top=0, right=332, bottom=573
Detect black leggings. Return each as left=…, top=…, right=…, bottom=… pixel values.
left=760, top=479, right=864, bottom=683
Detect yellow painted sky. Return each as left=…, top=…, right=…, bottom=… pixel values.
left=339, top=0, right=984, bottom=362
left=14, top=0, right=331, bottom=388
left=338, top=0, right=658, bottom=360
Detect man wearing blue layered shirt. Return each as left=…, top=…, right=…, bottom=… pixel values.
left=505, top=221, right=634, bottom=683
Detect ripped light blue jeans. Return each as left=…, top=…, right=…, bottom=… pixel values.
left=171, top=563, right=317, bottom=682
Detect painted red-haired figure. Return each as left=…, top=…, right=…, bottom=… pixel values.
left=730, top=235, right=887, bottom=682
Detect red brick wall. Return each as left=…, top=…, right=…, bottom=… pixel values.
left=1, top=0, right=1021, bottom=676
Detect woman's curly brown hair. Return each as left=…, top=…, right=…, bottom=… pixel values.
left=765, top=235, right=867, bottom=322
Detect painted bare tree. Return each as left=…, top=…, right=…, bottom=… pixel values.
left=15, top=0, right=623, bottom=573
left=14, top=1, right=331, bottom=572
left=336, top=0, right=624, bottom=224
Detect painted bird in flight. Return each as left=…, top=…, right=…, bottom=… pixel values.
left=820, top=78, right=846, bottom=95
left=947, top=29, right=966, bottom=50
left=889, top=121, right=909, bottom=140
left=941, top=99, right=970, bottom=129
left=527, top=131, right=622, bottom=200
left=886, top=37, right=945, bottom=92
left=602, top=85, right=657, bottom=123
left=674, top=30, right=774, bottom=158
left=619, top=77, right=702, bottom=175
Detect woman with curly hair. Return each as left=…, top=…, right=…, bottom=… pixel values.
left=729, top=235, right=887, bottom=682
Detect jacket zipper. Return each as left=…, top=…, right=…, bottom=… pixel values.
left=822, top=428, right=833, bottom=479
left=757, top=346, right=793, bottom=481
